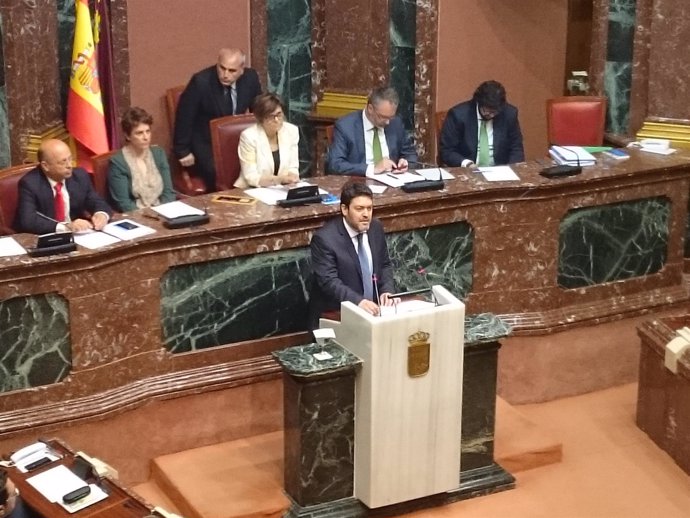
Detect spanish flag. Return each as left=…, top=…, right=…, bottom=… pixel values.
left=66, top=0, right=109, bottom=165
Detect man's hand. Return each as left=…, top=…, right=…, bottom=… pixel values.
left=179, top=153, right=195, bottom=167
left=68, top=218, right=92, bottom=232
left=373, top=158, right=398, bottom=174
left=396, top=158, right=409, bottom=172
left=91, top=212, right=109, bottom=231
left=358, top=299, right=380, bottom=316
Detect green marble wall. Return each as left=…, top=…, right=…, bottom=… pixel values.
left=161, top=221, right=474, bottom=352
left=57, top=0, right=76, bottom=115
left=266, top=0, right=313, bottom=175
left=0, top=11, right=9, bottom=168
left=604, top=0, right=635, bottom=134
left=0, top=294, right=71, bottom=394
left=558, top=197, right=670, bottom=289
left=389, top=0, right=416, bottom=131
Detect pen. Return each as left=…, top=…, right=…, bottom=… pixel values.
left=386, top=173, right=399, bottom=179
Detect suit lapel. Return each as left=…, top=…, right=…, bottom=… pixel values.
left=492, top=114, right=505, bottom=161
left=354, top=112, right=366, bottom=163
left=336, top=218, right=362, bottom=283
left=384, top=123, right=398, bottom=158
left=468, top=106, right=479, bottom=156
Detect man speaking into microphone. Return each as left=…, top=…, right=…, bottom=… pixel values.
left=308, top=180, right=396, bottom=329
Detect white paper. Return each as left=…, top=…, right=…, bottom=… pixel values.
left=640, top=146, right=676, bottom=155
left=73, top=230, right=122, bottom=250
left=244, top=182, right=324, bottom=206
left=0, top=236, right=27, bottom=257
left=14, top=449, right=61, bottom=473
left=102, top=219, right=156, bottom=240
left=59, top=484, right=108, bottom=513
left=313, top=351, right=333, bottom=361
left=479, top=166, right=520, bottom=182
left=380, top=299, right=436, bottom=316
left=369, top=185, right=387, bottom=194
left=151, top=201, right=205, bottom=219
left=413, top=167, right=454, bottom=180
left=26, top=465, right=89, bottom=503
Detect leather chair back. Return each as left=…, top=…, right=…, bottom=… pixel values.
left=435, top=111, right=448, bottom=165
left=0, top=163, right=36, bottom=235
left=165, top=85, right=206, bottom=195
left=90, top=150, right=117, bottom=201
left=547, top=96, right=607, bottom=146
left=210, top=114, right=256, bottom=190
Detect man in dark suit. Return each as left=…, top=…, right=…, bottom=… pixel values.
left=327, top=86, right=417, bottom=175
left=309, top=181, right=397, bottom=329
left=1, top=464, right=42, bottom=517
left=440, top=80, right=524, bottom=168
left=14, top=139, right=113, bottom=235
left=173, top=48, right=262, bottom=192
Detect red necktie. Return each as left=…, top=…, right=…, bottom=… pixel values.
left=54, top=182, right=65, bottom=222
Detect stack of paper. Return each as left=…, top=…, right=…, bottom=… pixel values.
left=549, top=146, right=596, bottom=166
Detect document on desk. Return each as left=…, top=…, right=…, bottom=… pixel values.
left=374, top=172, right=426, bottom=188
left=102, top=219, right=156, bottom=241
left=151, top=201, right=205, bottom=219
left=245, top=182, right=326, bottom=205
left=413, top=168, right=454, bottom=180
left=380, top=299, right=436, bottom=316
left=478, top=166, right=520, bottom=182
left=0, top=236, right=27, bottom=257
left=73, top=230, right=122, bottom=250
left=26, top=465, right=90, bottom=502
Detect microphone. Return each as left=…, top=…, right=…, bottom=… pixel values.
left=36, top=211, right=61, bottom=224
left=542, top=146, right=582, bottom=178
left=417, top=266, right=438, bottom=306
left=372, top=273, right=381, bottom=310
left=164, top=191, right=211, bottom=229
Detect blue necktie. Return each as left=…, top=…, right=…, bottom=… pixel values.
left=357, top=233, right=373, bottom=300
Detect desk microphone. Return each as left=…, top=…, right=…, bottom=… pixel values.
left=417, top=266, right=438, bottom=306
left=372, top=273, right=381, bottom=313
left=36, top=211, right=61, bottom=224
left=542, top=146, right=582, bottom=178
left=165, top=190, right=211, bottom=229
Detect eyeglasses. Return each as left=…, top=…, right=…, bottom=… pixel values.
left=268, top=112, right=284, bottom=121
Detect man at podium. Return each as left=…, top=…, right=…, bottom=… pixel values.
left=308, top=181, right=396, bottom=329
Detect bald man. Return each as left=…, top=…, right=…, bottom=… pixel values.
left=173, top=48, right=262, bottom=192
left=14, top=139, right=112, bottom=235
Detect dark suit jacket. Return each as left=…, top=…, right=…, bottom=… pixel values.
left=14, top=167, right=113, bottom=235
left=440, top=100, right=524, bottom=166
left=327, top=110, right=418, bottom=175
left=309, top=217, right=395, bottom=329
left=173, top=66, right=262, bottom=189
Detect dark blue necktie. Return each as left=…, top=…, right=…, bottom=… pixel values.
left=357, top=233, right=373, bottom=300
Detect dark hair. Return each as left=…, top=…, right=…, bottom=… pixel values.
left=340, top=180, right=373, bottom=207
left=252, top=93, right=285, bottom=122
left=472, top=80, right=507, bottom=111
left=121, top=106, right=154, bottom=136
left=0, top=468, right=8, bottom=505
left=368, top=86, right=399, bottom=107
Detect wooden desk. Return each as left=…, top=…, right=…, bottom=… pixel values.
left=1, top=149, right=690, bottom=434
left=8, top=440, right=153, bottom=517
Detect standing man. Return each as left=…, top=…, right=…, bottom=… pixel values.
left=440, top=80, right=524, bottom=168
left=327, top=86, right=417, bottom=176
left=14, top=139, right=112, bottom=235
left=309, top=181, right=397, bottom=329
left=173, top=48, right=262, bottom=191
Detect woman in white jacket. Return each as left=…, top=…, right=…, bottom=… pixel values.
left=235, top=93, right=300, bottom=188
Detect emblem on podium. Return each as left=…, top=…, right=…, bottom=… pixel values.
left=407, top=331, right=430, bottom=377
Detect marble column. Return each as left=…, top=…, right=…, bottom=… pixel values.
left=0, top=0, right=63, bottom=164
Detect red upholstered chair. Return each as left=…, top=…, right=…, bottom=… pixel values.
left=0, top=163, right=36, bottom=235
left=90, top=150, right=116, bottom=201
left=210, top=114, right=256, bottom=190
left=165, top=85, right=206, bottom=196
left=546, top=96, right=607, bottom=146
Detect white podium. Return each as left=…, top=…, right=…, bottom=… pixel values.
left=322, top=285, right=464, bottom=508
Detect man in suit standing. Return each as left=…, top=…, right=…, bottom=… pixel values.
left=309, top=181, right=397, bottom=329
left=440, top=80, right=524, bottom=168
left=327, top=86, right=417, bottom=175
left=14, top=139, right=112, bottom=235
left=173, top=48, right=262, bottom=191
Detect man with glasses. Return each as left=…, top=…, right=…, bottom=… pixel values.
left=440, top=80, right=524, bottom=168
left=174, top=47, right=262, bottom=191
left=327, top=86, right=417, bottom=175
left=0, top=469, right=40, bottom=517
left=14, top=139, right=112, bottom=235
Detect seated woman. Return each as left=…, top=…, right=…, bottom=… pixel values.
left=108, top=107, right=176, bottom=212
left=235, top=93, right=300, bottom=188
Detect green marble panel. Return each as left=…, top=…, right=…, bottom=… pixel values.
left=161, top=221, right=473, bottom=353
left=267, top=0, right=313, bottom=175
left=558, top=197, right=669, bottom=289
left=57, top=0, right=75, bottom=114
left=388, top=221, right=474, bottom=300
left=604, top=0, right=635, bottom=134
left=389, top=0, right=416, bottom=132
left=0, top=294, right=71, bottom=393
left=161, top=249, right=312, bottom=353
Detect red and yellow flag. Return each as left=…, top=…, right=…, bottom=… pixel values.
left=66, top=0, right=109, bottom=160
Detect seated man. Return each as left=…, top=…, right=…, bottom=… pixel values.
left=14, top=139, right=112, bottom=235
left=1, top=468, right=41, bottom=518
left=173, top=47, right=262, bottom=192
left=327, top=86, right=417, bottom=175
left=440, top=80, right=524, bottom=168
left=309, top=181, right=397, bottom=329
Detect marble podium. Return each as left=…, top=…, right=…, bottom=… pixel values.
left=332, top=286, right=464, bottom=508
